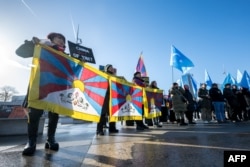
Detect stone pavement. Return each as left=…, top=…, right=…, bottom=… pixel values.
left=0, top=119, right=250, bottom=167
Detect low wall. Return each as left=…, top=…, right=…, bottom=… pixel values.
left=0, top=117, right=45, bottom=136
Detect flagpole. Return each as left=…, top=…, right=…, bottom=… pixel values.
left=172, top=67, right=174, bottom=83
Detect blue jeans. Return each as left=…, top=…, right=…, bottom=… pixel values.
left=212, top=102, right=225, bottom=121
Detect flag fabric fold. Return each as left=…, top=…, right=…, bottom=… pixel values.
left=170, top=45, right=194, bottom=74
left=136, top=54, right=147, bottom=77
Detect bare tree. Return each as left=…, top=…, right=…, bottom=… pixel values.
left=0, top=86, right=19, bottom=102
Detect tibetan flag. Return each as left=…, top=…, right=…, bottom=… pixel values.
left=28, top=45, right=109, bottom=122
left=170, top=45, right=194, bottom=74
left=239, top=70, right=250, bottom=89
left=136, top=55, right=147, bottom=77
left=205, top=69, right=213, bottom=88
left=108, top=76, right=143, bottom=122
left=143, top=87, right=163, bottom=119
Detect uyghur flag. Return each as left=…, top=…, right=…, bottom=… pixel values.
left=205, top=69, right=213, bottom=88
left=108, top=76, right=143, bottom=122
left=28, top=45, right=109, bottom=122
left=170, top=45, right=194, bottom=74
left=239, top=70, right=250, bottom=89
left=144, top=87, right=163, bottom=119
left=136, top=55, right=147, bottom=77
left=222, top=73, right=237, bottom=88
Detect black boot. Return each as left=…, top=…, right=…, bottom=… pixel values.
left=45, top=112, right=59, bottom=151
left=179, top=119, right=188, bottom=126
left=109, top=122, right=119, bottom=133
left=22, top=108, right=43, bottom=156
left=96, top=114, right=106, bottom=135
left=96, top=122, right=104, bottom=135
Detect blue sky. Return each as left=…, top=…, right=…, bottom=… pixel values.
left=1, top=0, right=250, bottom=95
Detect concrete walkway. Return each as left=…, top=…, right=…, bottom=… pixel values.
left=0, top=119, right=250, bottom=167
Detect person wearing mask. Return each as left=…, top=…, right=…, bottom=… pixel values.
left=183, top=84, right=196, bottom=124
left=22, top=33, right=66, bottom=156
left=170, top=82, right=188, bottom=126
left=96, top=64, right=119, bottom=135
left=209, top=83, right=226, bottom=123
left=198, top=83, right=212, bottom=123
left=132, top=72, right=149, bottom=130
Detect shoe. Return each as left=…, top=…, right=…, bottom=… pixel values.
left=45, top=140, right=59, bottom=151
left=136, top=126, right=144, bottom=130
left=96, top=131, right=104, bottom=136
left=22, top=141, right=36, bottom=156
left=109, top=129, right=119, bottom=133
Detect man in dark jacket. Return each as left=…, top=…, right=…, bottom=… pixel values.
left=209, top=83, right=226, bottom=123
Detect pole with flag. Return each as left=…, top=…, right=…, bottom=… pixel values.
left=170, top=45, right=194, bottom=82
left=136, top=52, right=148, bottom=77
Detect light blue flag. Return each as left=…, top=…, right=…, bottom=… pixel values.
left=236, top=69, right=242, bottom=84
left=239, top=70, right=250, bottom=89
left=222, top=73, right=237, bottom=89
left=170, top=45, right=194, bottom=74
left=181, top=73, right=198, bottom=98
left=205, top=69, right=213, bottom=88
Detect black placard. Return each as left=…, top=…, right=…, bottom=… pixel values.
left=68, top=41, right=96, bottom=64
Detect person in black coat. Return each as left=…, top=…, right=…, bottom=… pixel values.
left=223, top=83, right=241, bottom=122
left=183, top=84, right=196, bottom=124
left=96, top=64, right=119, bottom=135
left=209, top=83, right=226, bottom=123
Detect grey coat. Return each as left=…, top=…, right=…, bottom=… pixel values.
left=170, top=87, right=187, bottom=112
